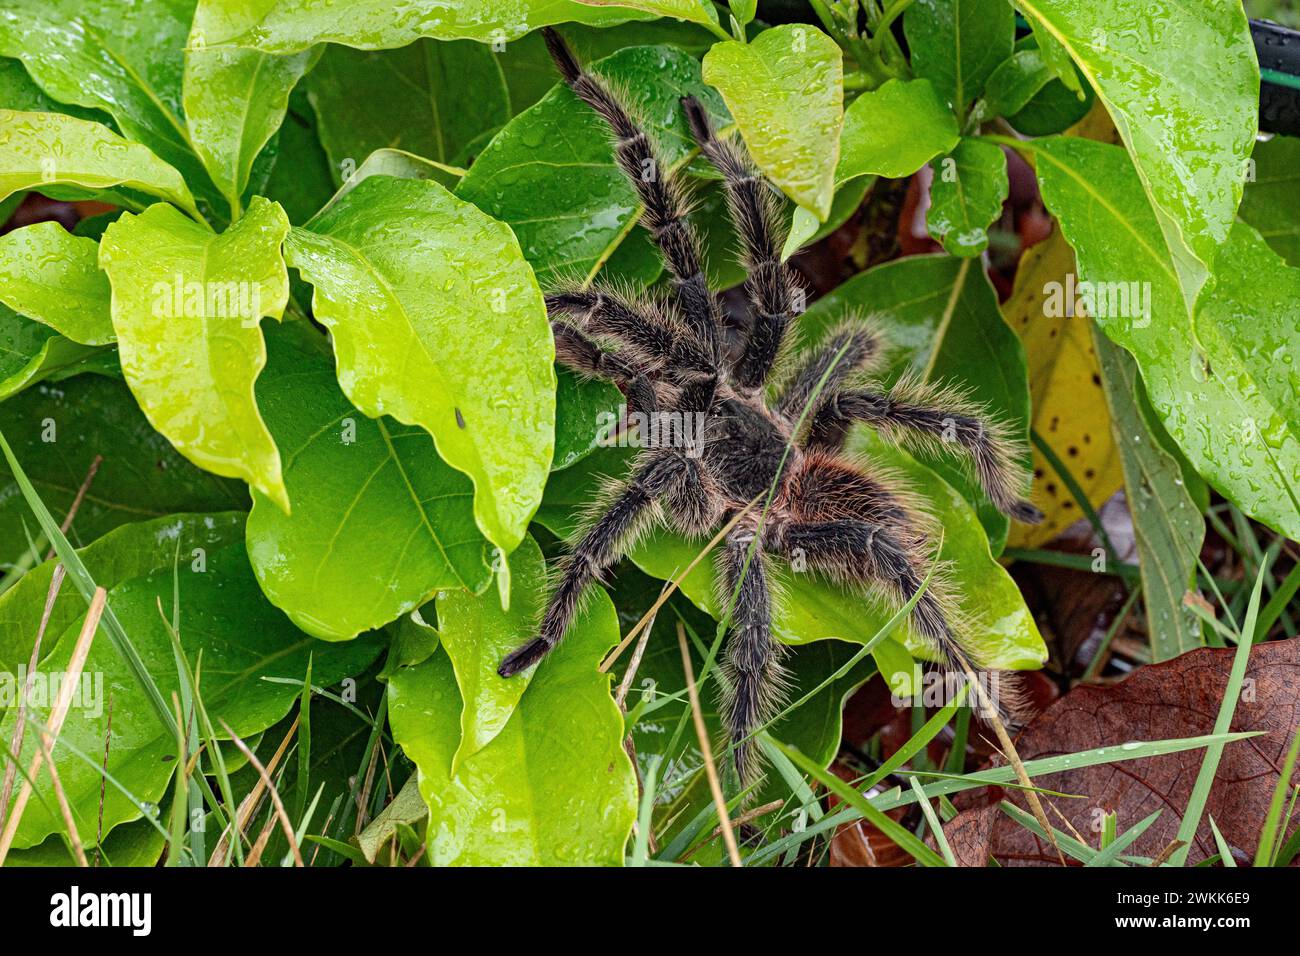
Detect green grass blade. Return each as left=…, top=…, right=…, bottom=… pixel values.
left=630, top=754, right=661, bottom=866
left=766, top=735, right=946, bottom=867
left=1087, top=810, right=1162, bottom=867
left=910, top=777, right=955, bottom=865
left=1208, top=815, right=1236, bottom=867
left=1254, top=723, right=1300, bottom=866
left=748, top=729, right=1259, bottom=865
left=1169, top=564, right=1265, bottom=866
left=0, top=427, right=179, bottom=740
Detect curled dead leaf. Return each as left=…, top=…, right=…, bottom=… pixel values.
left=945, top=638, right=1300, bottom=865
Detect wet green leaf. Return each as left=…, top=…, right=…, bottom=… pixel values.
left=836, top=78, right=958, bottom=182
left=0, top=110, right=197, bottom=217
left=388, top=541, right=636, bottom=865
left=246, top=322, right=490, bottom=642
left=0, top=222, right=113, bottom=345
left=304, top=39, right=508, bottom=183
left=982, top=48, right=1060, bottom=120
left=0, top=512, right=241, bottom=675
left=0, top=56, right=106, bottom=121
left=257, top=91, right=335, bottom=227
left=494, top=21, right=717, bottom=116
left=0, top=0, right=218, bottom=210
left=458, top=45, right=730, bottom=288
left=184, top=0, right=319, bottom=216
left=7, top=818, right=165, bottom=867
left=702, top=23, right=843, bottom=220
left=1239, top=134, right=1300, bottom=267
left=926, top=137, right=1008, bottom=256
left=573, top=0, right=718, bottom=27
left=0, top=519, right=382, bottom=848
left=535, top=441, right=1046, bottom=671
left=1093, top=329, right=1204, bottom=661
left=1015, top=0, right=1258, bottom=306
left=285, top=174, right=554, bottom=554
left=553, top=367, right=621, bottom=472
left=1029, top=135, right=1300, bottom=539
left=988, top=35, right=1094, bottom=137
left=800, top=254, right=1030, bottom=550
left=779, top=174, right=873, bottom=261
left=438, top=535, right=551, bottom=768
left=202, top=0, right=651, bottom=53
left=0, top=303, right=99, bottom=402
left=0, top=375, right=248, bottom=554
left=904, top=0, right=1014, bottom=120
left=99, top=197, right=292, bottom=511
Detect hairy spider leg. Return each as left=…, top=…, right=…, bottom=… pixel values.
left=552, top=320, right=661, bottom=416
left=807, top=380, right=1043, bottom=523
left=542, top=28, right=723, bottom=370
left=498, top=451, right=710, bottom=676
left=717, top=526, right=787, bottom=785
left=775, top=322, right=885, bottom=421
left=682, top=95, right=801, bottom=391
left=546, top=288, right=715, bottom=382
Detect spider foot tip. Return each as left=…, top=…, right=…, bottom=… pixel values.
left=498, top=637, right=551, bottom=677
left=1010, top=500, right=1045, bottom=525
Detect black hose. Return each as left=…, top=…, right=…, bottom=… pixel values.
left=1254, top=19, right=1300, bottom=136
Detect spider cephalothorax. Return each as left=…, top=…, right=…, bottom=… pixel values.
left=499, top=29, right=1043, bottom=783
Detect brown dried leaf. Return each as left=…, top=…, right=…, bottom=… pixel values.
left=945, top=638, right=1300, bottom=865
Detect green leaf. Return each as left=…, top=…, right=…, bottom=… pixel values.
left=285, top=174, right=554, bottom=553
left=388, top=544, right=636, bottom=865
left=184, top=0, right=320, bottom=217
left=304, top=39, right=508, bottom=184
left=702, top=23, right=843, bottom=220
left=836, top=78, right=959, bottom=182
left=904, top=0, right=1014, bottom=120
left=1239, top=135, right=1300, bottom=268
left=779, top=174, right=873, bottom=260
left=0, top=303, right=99, bottom=401
left=800, top=254, right=1030, bottom=550
left=0, top=375, right=248, bottom=555
left=246, top=321, right=490, bottom=642
left=983, top=34, right=1095, bottom=137
left=0, top=56, right=106, bottom=121
left=494, top=21, right=718, bottom=116
left=536, top=440, right=1046, bottom=670
left=0, top=222, right=114, bottom=345
left=1015, top=0, right=1258, bottom=306
left=1093, top=329, right=1204, bottom=661
left=1027, top=135, right=1300, bottom=540
left=0, top=519, right=383, bottom=848
left=926, top=137, right=1008, bottom=256
left=553, top=367, right=621, bottom=472
left=573, top=0, right=719, bottom=28
left=0, top=512, right=239, bottom=675
left=981, top=48, right=1059, bottom=119
left=0, top=110, right=197, bottom=217
left=438, top=535, right=554, bottom=769
left=0, top=0, right=218, bottom=210
left=1025, top=16, right=1082, bottom=95
left=202, top=0, right=652, bottom=53
left=259, top=93, right=335, bottom=225
left=458, top=44, right=730, bottom=288
left=98, top=196, right=292, bottom=511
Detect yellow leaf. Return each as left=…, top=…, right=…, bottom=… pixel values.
left=1003, top=228, right=1123, bottom=549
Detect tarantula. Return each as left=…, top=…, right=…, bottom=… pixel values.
left=499, top=29, right=1042, bottom=783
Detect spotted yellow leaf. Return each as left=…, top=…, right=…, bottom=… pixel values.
left=1003, top=228, right=1123, bottom=549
